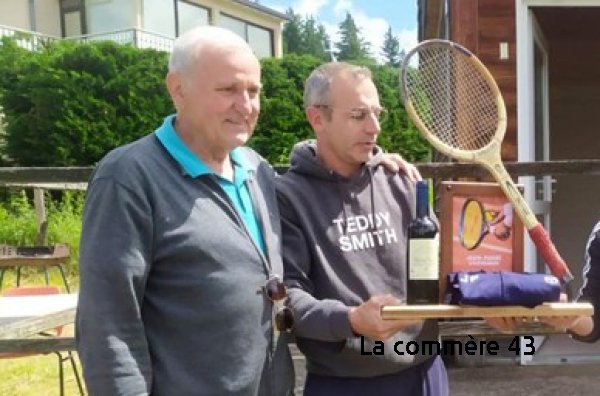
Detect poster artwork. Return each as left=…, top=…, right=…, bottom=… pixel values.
left=452, top=195, right=514, bottom=272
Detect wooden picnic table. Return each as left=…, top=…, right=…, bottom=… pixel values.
left=0, top=293, right=77, bottom=353
left=0, top=244, right=73, bottom=292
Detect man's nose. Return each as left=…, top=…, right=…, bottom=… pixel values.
left=364, top=113, right=380, bottom=135
left=234, top=91, right=254, bottom=115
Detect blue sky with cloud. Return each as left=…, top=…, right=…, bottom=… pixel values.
left=262, top=0, right=418, bottom=61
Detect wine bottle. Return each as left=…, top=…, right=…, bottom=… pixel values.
left=407, top=180, right=440, bottom=304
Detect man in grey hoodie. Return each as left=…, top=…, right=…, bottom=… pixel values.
left=277, top=62, right=449, bottom=395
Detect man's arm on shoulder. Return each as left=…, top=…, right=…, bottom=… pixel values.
left=380, top=153, right=421, bottom=182
left=76, top=176, right=153, bottom=395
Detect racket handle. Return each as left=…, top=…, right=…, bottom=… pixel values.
left=528, top=225, right=574, bottom=285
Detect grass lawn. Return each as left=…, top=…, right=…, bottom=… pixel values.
left=1, top=270, right=85, bottom=395
left=0, top=326, right=85, bottom=396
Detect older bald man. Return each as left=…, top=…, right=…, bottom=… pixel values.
left=76, top=26, right=294, bottom=396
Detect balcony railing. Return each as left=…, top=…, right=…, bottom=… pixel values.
left=0, top=25, right=58, bottom=51
left=0, top=25, right=174, bottom=53
left=67, top=28, right=174, bottom=52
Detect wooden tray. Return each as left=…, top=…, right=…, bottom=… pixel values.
left=381, top=302, right=593, bottom=320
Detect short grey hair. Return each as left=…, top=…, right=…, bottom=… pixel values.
left=168, top=26, right=251, bottom=73
left=303, top=62, right=372, bottom=107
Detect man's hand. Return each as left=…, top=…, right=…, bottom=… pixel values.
left=349, top=294, right=421, bottom=341
left=538, top=315, right=585, bottom=333
left=486, top=294, right=573, bottom=333
left=485, top=317, right=525, bottom=333
left=537, top=294, right=594, bottom=336
left=380, top=153, right=422, bottom=182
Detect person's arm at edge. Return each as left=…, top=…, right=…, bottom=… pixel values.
left=76, top=177, right=153, bottom=395
left=538, top=226, right=600, bottom=340
left=568, top=227, right=600, bottom=341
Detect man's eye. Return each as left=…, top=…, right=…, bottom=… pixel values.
left=350, top=110, right=368, bottom=120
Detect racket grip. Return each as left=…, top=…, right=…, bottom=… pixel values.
left=529, top=225, right=574, bottom=285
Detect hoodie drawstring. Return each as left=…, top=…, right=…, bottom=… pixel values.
left=333, top=167, right=378, bottom=235
left=368, top=167, right=377, bottom=230
left=333, top=172, right=350, bottom=235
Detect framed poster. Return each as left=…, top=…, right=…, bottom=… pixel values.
left=439, top=181, right=524, bottom=300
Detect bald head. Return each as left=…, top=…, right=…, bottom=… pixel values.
left=169, top=26, right=256, bottom=74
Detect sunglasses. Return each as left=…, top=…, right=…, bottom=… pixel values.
left=264, top=275, right=294, bottom=332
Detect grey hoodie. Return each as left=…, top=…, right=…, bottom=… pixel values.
left=277, top=140, right=439, bottom=378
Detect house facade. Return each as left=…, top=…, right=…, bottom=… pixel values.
left=0, top=0, right=287, bottom=57
left=419, top=0, right=600, bottom=364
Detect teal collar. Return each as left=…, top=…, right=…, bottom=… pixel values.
left=155, top=115, right=255, bottom=184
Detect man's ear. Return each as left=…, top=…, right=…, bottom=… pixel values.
left=166, top=72, right=185, bottom=110
left=306, top=106, right=323, bottom=131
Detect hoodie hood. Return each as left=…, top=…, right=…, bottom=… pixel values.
left=287, top=140, right=385, bottom=235
left=288, top=139, right=385, bottom=181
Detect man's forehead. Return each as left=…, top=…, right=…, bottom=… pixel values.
left=331, top=73, right=374, bottom=88
left=330, top=77, right=378, bottom=101
left=195, top=52, right=260, bottom=81
left=217, top=74, right=262, bottom=87
left=197, top=44, right=259, bottom=69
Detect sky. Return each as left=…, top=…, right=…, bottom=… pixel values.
left=262, top=0, right=418, bottom=62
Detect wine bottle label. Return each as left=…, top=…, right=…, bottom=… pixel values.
left=408, top=238, right=439, bottom=280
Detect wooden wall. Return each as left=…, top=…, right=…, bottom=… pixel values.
left=449, top=0, right=518, bottom=161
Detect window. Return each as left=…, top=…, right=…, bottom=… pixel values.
left=143, top=0, right=175, bottom=37
left=219, top=14, right=273, bottom=58
left=85, top=0, right=135, bottom=33
left=219, top=14, right=245, bottom=39
left=177, top=0, right=209, bottom=36
left=60, top=0, right=86, bottom=37
left=143, top=0, right=208, bottom=37
left=248, top=25, right=272, bottom=58
left=64, top=11, right=83, bottom=36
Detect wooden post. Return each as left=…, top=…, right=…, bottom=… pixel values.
left=33, top=188, right=47, bottom=246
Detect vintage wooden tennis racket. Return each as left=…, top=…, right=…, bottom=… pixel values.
left=400, top=39, right=573, bottom=284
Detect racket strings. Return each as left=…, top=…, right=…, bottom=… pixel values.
left=404, top=45, right=499, bottom=151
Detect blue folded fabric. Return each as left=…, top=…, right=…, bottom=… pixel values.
left=446, top=271, right=561, bottom=308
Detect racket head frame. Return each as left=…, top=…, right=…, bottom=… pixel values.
left=400, top=39, right=508, bottom=166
